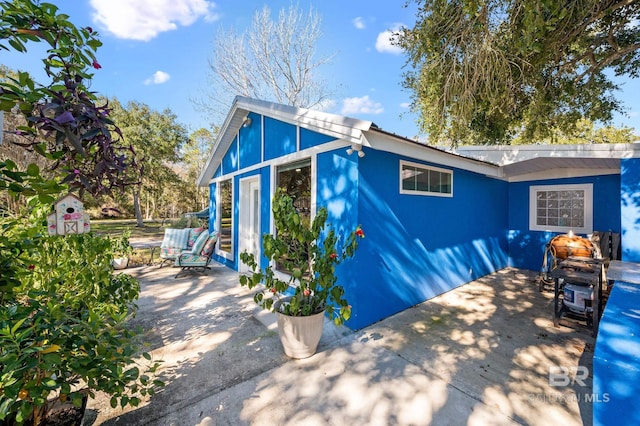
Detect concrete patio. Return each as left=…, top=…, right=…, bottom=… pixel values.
left=84, top=264, right=594, bottom=425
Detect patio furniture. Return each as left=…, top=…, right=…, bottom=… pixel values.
left=159, top=227, right=205, bottom=267
left=174, top=232, right=218, bottom=278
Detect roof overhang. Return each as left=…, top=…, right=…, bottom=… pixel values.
left=197, top=96, right=372, bottom=186
left=196, top=97, right=640, bottom=187
left=365, top=128, right=504, bottom=179
left=454, top=143, right=640, bottom=181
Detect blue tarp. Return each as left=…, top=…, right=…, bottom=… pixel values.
left=185, top=208, right=209, bottom=219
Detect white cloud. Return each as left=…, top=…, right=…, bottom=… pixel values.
left=352, top=17, right=365, bottom=30
left=89, top=0, right=220, bottom=41
left=375, top=24, right=404, bottom=55
left=400, top=102, right=410, bottom=109
left=144, top=70, right=171, bottom=85
left=341, top=96, right=384, bottom=115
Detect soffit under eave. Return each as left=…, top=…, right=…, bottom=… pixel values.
left=196, top=104, right=249, bottom=187
left=501, top=157, right=621, bottom=179
left=456, top=143, right=640, bottom=166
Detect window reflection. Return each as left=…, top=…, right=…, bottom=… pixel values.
left=275, top=159, right=311, bottom=273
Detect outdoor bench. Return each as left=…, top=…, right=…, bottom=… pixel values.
left=159, top=227, right=206, bottom=266
left=174, top=232, right=218, bottom=278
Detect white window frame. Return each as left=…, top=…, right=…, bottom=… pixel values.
left=270, top=156, right=315, bottom=283
left=529, top=183, right=593, bottom=234
left=399, top=160, right=453, bottom=197
left=216, top=178, right=234, bottom=260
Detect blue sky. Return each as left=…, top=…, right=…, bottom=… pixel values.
left=4, top=0, right=639, bottom=139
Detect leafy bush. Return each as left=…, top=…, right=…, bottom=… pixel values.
left=0, top=199, right=161, bottom=425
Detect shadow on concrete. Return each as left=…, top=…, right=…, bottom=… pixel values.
left=85, top=265, right=594, bottom=425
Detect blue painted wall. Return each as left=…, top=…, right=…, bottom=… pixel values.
left=301, top=127, right=335, bottom=150
left=593, top=281, right=640, bottom=426
left=316, top=149, right=361, bottom=323
left=620, top=159, right=640, bottom=261
left=207, top=114, right=630, bottom=330
left=345, top=149, right=509, bottom=329
left=508, top=174, right=621, bottom=271
left=264, top=117, right=297, bottom=160
left=592, top=159, right=640, bottom=424
left=222, top=136, right=238, bottom=175
left=239, top=112, right=262, bottom=169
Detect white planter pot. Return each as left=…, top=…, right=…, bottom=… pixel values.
left=112, top=257, right=129, bottom=270
left=275, top=298, right=325, bottom=359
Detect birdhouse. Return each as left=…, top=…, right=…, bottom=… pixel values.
left=47, top=194, right=91, bottom=235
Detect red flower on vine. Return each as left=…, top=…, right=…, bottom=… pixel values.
left=329, top=253, right=337, bottom=259
left=92, top=60, right=102, bottom=69
left=355, top=228, right=365, bottom=238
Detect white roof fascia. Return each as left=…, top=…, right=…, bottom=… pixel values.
left=233, top=96, right=372, bottom=145
left=364, top=129, right=503, bottom=179
left=196, top=96, right=373, bottom=186
left=196, top=100, right=249, bottom=187
left=454, top=143, right=640, bottom=166
left=507, top=167, right=620, bottom=183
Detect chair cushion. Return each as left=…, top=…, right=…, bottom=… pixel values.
left=174, top=253, right=209, bottom=267
left=187, top=227, right=204, bottom=248
left=200, top=233, right=218, bottom=256
left=160, top=247, right=183, bottom=259
left=190, top=231, right=209, bottom=254
left=161, top=228, right=191, bottom=250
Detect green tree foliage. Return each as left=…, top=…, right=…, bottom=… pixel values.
left=108, top=99, right=188, bottom=225
left=240, top=188, right=365, bottom=326
left=397, top=0, right=640, bottom=145
left=182, top=128, right=215, bottom=211
left=1, top=208, right=161, bottom=425
left=513, top=118, right=640, bottom=145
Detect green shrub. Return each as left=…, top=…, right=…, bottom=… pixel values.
left=0, top=199, right=161, bottom=425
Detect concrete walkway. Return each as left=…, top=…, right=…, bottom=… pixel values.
left=85, top=264, right=594, bottom=425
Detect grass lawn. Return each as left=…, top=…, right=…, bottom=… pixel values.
left=92, top=219, right=168, bottom=267
left=93, top=217, right=209, bottom=267
left=91, top=219, right=165, bottom=238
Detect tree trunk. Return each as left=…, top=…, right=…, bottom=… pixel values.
left=150, top=197, right=157, bottom=220
left=133, top=186, right=145, bottom=227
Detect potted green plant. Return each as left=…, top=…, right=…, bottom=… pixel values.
left=240, top=188, right=364, bottom=358
left=111, top=229, right=133, bottom=269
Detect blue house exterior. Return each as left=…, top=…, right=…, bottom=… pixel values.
left=198, top=96, right=640, bottom=331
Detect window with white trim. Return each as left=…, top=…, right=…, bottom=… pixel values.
left=218, top=179, right=233, bottom=256
left=275, top=159, right=311, bottom=274
left=529, top=184, right=593, bottom=234
left=400, top=160, right=453, bottom=197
